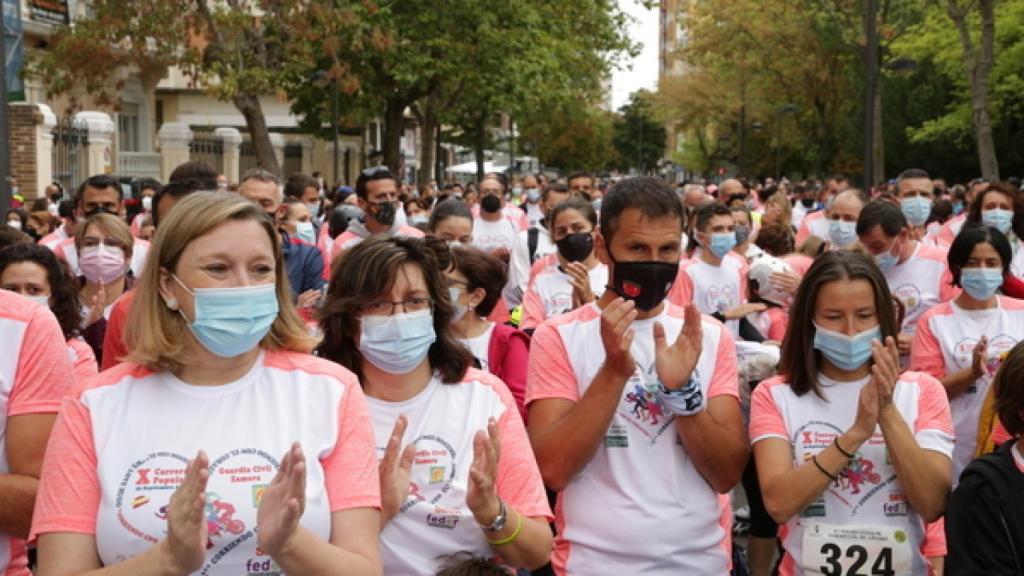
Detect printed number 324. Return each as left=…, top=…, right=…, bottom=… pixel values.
left=819, top=543, right=895, bottom=576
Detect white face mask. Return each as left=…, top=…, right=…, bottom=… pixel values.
left=6, top=219, right=21, bottom=230
left=141, top=196, right=153, bottom=211
left=24, top=294, right=50, bottom=306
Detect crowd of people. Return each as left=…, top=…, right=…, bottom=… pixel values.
left=0, top=161, right=1022, bottom=576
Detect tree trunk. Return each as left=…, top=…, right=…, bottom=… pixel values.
left=382, top=96, right=406, bottom=174
left=474, top=112, right=488, bottom=182
left=872, top=80, right=884, bottom=185
left=948, top=0, right=1000, bottom=180
left=418, top=94, right=439, bottom=186
left=233, top=92, right=280, bottom=176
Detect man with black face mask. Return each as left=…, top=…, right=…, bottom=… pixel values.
left=526, top=176, right=747, bottom=574
left=50, top=174, right=151, bottom=279
left=473, top=176, right=529, bottom=307
left=332, top=167, right=424, bottom=260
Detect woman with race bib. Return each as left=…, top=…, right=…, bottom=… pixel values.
left=750, top=250, right=953, bottom=575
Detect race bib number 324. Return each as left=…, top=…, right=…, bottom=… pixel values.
left=801, top=522, right=912, bottom=576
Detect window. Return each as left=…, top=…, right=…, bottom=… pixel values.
left=118, top=102, right=140, bottom=152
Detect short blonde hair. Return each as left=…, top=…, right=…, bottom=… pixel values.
left=125, top=191, right=315, bottom=371
left=75, top=213, right=134, bottom=260
left=767, top=192, right=792, bottom=226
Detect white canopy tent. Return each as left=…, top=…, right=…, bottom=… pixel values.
left=445, top=161, right=508, bottom=174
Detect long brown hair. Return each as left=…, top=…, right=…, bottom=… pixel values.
left=317, top=235, right=471, bottom=384
left=780, top=250, right=900, bottom=398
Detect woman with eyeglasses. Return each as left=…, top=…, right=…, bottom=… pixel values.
left=318, top=236, right=552, bottom=574
left=750, top=250, right=953, bottom=575
left=74, top=213, right=135, bottom=365
left=31, top=192, right=381, bottom=575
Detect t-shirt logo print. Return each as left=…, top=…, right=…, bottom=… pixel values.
left=618, top=364, right=675, bottom=444
left=622, top=280, right=642, bottom=298
left=839, top=455, right=881, bottom=496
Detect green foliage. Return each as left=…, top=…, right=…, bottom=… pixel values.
left=612, top=91, right=666, bottom=173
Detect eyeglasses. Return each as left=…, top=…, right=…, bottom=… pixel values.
left=359, top=297, right=432, bottom=316
left=362, top=166, right=392, bottom=177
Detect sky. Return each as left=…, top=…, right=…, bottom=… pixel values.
left=610, top=0, right=660, bottom=111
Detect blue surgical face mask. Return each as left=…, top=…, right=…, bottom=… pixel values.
left=900, top=196, right=932, bottom=227
left=829, top=219, right=858, bottom=248
left=960, top=267, right=1003, bottom=301
left=295, top=221, right=315, bottom=244
left=813, top=323, right=880, bottom=371
left=707, top=232, right=737, bottom=259
left=873, top=240, right=900, bottom=273
left=526, top=188, right=541, bottom=203
left=359, top=308, right=437, bottom=374
left=592, top=198, right=602, bottom=211
left=25, top=294, right=50, bottom=307
left=953, top=202, right=964, bottom=216
left=173, top=276, right=279, bottom=358
left=982, top=209, right=1013, bottom=234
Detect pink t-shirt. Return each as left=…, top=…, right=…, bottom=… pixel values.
left=911, top=296, right=1024, bottom=477
left=67, top=337, right=98, bottom=383
left=934, top=214, right=967, bottom=249
left=750, top=372, right=953, bottom=576
left=520, top=263, right=608, bottom=331
left=884, top=243, right=960, bottom=335
left=368, top=369, right=551, bottom=575
left=0, top=291, right=76, bottom=576
left=669, top=252, right=749, bottom=337
left=795, top=211, right=828, bottom=246
left=31, top=350, right=380, bottom=574
left=527, top=302, right=739, bottom=575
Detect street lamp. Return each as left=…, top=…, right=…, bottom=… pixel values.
left=311, top=70, right=339, bottom=186
left=774, top=104, right=798, bottom=181
left=863, top=0, right=879, bottom=192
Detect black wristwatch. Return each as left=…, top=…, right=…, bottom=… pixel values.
left=478, top=499, right=508, bottom=533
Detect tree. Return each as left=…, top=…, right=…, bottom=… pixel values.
left=941, top=0, right=999, bottom=179
left=519, top=101, right=619, bottom=172
left=28, top=1, right=374, bottom=175
left=613, top=91, right=666, bottom=174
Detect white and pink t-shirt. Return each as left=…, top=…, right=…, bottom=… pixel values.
left=38, top=224, right=70, bottom=249
left=750, top=372, right=954, bottom=576
left=0, top=291, right=75, bottom=576
left=334, top=224, right=425, bottom=253
left=52, top=236, right=150, bottom=279
left=473, top=216, right=530, bottom=307
left=527, top=302, right=739, bottom=575
left=934, top=214, right=967, bottom=249
left=795, top=211, right=829, bottom=246
left=471, top=204, right=529, bottom=232
left=911, top=296, right=1024, bottom=477
left=369, top=369, right=551, bottom=575
left=520, top=263, right=608, bottom=331
left=884, top=243, right=959, bottom=335
left=67, top=336, right=98, bottom=383
left=31, top=350, right=380, bottom=574
left=669, top=252, right=749, bottom=335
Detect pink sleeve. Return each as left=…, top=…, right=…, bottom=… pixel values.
left=939, top=267, right=961, bottom=302
left=321, top=380, right=381, bottom=512
left=991, top=421, right=1012, bottom=446
left=100, top=293, right=132, bottom=371
left=913, top=375, right=954, bottom=436
left=923, top=518, right=946, bottom=558
left=766, top=308, right=789, bottom=342
left=909, top=314, right=946, bottom=380
left=11, top=305, right=75, bottom=416
left=69, top=339, right=98, bottom=383
left=493, top=381, right=553, bottom=521
left=749, top=379, right=788, bottom=443
left=739, top=261, right=749, bottom=302
left=707, top=322, right=739, bottom=400
left=519, top=280, right=546, bottom=331
left=525, top=322, right=579, bottom=404
left=498, top=330, right=530, bottom=421
left=667, top=269, right=694, bottom=308
left=31, top=397, right=100, bottom=538
left=795, top=219, right=811, bottom=246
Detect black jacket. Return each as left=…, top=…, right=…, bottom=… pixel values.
left=946, top=440, right=1024, bottom=575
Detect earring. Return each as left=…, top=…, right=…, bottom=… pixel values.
left=165, top=297, right=178, bottom=310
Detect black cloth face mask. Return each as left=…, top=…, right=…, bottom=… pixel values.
left=556, top=233, right=594, bottom=263
left=480, top=194, right=501, bottom=214
left=372, top=201, right=396, bottom=227
left=606, top=250, right=679, bottom=312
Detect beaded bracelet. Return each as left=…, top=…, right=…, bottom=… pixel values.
left=834, top=437, right=856, bottom=459
left=812, top=455, right=838, bottom=482
left=487, top=509, right=525, bottom=546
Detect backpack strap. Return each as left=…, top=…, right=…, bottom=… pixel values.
left=528, top=227, right=539, bottom=263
